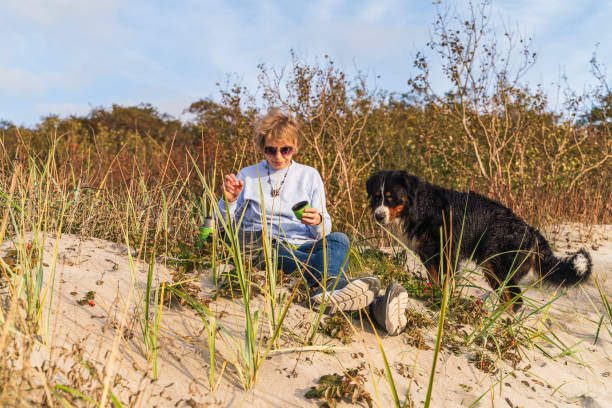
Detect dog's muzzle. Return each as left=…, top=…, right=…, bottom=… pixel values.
left=373, top=206, right=388, bottom=223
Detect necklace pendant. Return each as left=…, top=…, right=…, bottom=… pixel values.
left=271, top=188, right=280, bottom=197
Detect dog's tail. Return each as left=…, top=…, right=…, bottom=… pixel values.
left=535, top=231, right=592, bottom=286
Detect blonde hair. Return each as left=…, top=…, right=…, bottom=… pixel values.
left=255, top=108, right=301, bottom=153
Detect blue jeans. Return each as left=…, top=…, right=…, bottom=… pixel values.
left=277, top=232, right=351, bottom=288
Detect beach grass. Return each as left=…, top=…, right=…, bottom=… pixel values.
left=0, top=132, right=609, bottom=407
left=0, top=11, right=610, bottom=400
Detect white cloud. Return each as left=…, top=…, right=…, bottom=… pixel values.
left=307, top=0, right=345, bottom=22
left=0, top=64, right=91, bottom=96
left=358, top=0, right=398, bottom=22
left=191, top=0, right=426, bottom=84
left=0, top=66, right=46, bottom=95
left=0, top=0, right=126, bottom=52
left=493, top=0, right=576, bottom=32
left=3, top=0, right=120, bottom=26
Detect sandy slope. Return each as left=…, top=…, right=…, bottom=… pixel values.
left=3, top=224, right=612, bottom=407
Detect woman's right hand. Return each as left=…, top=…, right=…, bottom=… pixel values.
left=223, top=174, right=244, bottom=202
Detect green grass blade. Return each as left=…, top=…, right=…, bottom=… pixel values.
left=54, top=384, right=100, bottom=407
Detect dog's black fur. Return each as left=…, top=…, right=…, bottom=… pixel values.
left=366, top=170, right=592, bottom=309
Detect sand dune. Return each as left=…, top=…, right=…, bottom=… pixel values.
left=2, top=224, right=611, bottom=407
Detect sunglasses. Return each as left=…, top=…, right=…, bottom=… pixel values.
left=264, top=146, right=294, bottom=156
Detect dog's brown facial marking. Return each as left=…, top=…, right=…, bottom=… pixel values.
left=367, top=170, right=412, bottom=225
left=372, top=189, right=406, bottom=224
left=388, top=204, right=404, bottom=221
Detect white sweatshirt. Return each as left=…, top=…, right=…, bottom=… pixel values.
left=217, top=160, right=332, bottom=245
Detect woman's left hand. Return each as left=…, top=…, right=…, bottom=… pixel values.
left=301, top=207, right=322, bottom=226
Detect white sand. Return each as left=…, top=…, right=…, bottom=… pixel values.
left=3, top=224, right=612, bottom=407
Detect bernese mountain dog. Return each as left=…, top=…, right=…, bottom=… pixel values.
left=366, top=170, right=592, bottom=310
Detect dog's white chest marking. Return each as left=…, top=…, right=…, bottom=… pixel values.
left=392, top=223, right=419, bottom=252
left=385, top=217, right=420, bottom=253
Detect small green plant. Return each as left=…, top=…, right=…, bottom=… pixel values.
left=403, top=308, right=433, bottom=350
left=213, top=268, right=266, bottom=299
left=473, top=316, right=523, bottom=366
left=470, top=351, right=499, bottom=375
left=446, top=296, right=487, bottom=326
left=321, top=312, right=355, bottom=344
left=351, top=246, right=411, bottom=287
left=76, top=290, right=96, bottom=306
left=404, top=280, right=443, bottom=306
left=305, top=369, right=373, bottom=408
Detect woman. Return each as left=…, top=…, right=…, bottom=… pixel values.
left=217, top=108, right=407, bottom=334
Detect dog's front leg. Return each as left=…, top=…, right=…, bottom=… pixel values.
left=426, top=263, right=440, bottom=286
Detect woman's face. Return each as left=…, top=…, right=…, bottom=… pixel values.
left=264, top=139, right=296, bottom=170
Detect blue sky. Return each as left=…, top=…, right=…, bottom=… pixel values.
left=1, top=0, right=610, bottom=127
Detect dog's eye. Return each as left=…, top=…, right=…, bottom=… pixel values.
left=375, top=192, right=380, bottom=197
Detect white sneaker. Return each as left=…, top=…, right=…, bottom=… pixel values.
left=369, top=282, right=409, bottom=335
left=311, top=276, right=381, bottom=314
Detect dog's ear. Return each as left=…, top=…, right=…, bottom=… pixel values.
left=400, top=172, right=419, bottom=199
left=365, top=172, right=380, bottom=197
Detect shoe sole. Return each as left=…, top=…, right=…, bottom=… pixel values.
left=383, top=283, right=409, bottom=335
left=311, top=277, right=380, bottom=313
